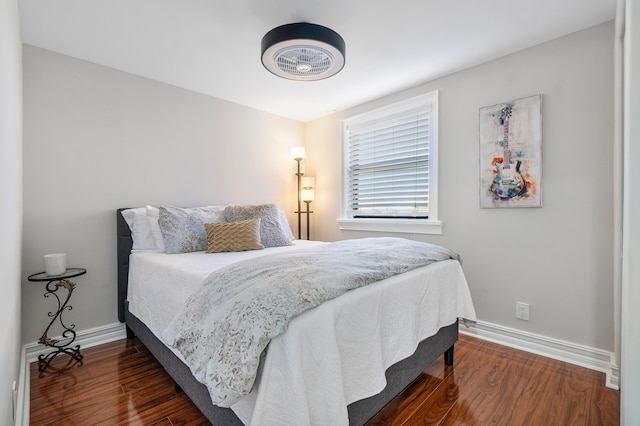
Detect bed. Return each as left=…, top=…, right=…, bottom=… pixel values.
left=116, top=205, right=476, bottom=425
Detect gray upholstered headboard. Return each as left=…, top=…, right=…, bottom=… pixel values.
left=117, top=208, right=133, bottom=323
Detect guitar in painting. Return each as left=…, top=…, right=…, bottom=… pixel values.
left=490, top=105, right=527, bottom=200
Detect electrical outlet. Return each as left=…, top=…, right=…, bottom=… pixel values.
left=516, top=302, right=530, bottom=321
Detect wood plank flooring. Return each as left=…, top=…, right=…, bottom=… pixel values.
left=30, top=334, right=619, bottom=425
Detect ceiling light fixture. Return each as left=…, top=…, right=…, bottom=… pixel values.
left=261, top=22, right=346, bottom=81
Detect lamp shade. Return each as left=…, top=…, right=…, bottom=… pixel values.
left=301, top=176, right=315, bottom=188
left=291, top=146, right=306, bottom=160
left=301, top=189, right=315, bottom=202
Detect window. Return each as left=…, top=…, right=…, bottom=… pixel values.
left=338, top=91, right=441, bottom=234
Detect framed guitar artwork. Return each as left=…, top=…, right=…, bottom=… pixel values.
left=479, top=94, right=542, bottom=208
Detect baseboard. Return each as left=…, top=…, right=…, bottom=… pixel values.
left=24, top=322, right=127, bottom=363
left=17, top=322, right=127, bottom=426
left=14, top=345, right=28, bottom=426
left=460, top=319, right=620, bottom=390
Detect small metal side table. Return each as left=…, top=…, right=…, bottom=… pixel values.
left=28, top=268, right=86, bottom=371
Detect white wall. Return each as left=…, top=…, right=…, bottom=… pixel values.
left=621, top=0, right=640, bottom=422
left=307, top=23, right=615, bottom=352
left=0, top=0, right=23, bottom=423
left=21, top=45, right=304, bottom=344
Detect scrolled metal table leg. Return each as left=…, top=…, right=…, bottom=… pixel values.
left=37, top=279, right=84, bottom=371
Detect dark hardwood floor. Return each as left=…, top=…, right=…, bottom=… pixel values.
left=30, top=334, right=620, bottom=425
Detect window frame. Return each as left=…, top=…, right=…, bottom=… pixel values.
left=338, top=90, right=442, bottom=235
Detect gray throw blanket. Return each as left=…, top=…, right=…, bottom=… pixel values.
left=162, top=237, right=460, bottom=407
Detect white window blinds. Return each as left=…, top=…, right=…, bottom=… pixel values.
left=344, top=95, right=435, bottom=219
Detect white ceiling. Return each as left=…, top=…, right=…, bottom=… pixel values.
left=19, top=0, right=616, bottom=122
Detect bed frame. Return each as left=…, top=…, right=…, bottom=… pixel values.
left=116, top=208, right=457, bottom=425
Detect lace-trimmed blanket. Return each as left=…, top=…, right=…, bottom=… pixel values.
left=162, top=237, right=460, bottom=407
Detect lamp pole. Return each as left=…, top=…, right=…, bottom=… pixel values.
left=304, top=200, right=312, bottom=240
left=292, top=147, right=308, bottom=241
left=295, top=158, right=302, bottom=239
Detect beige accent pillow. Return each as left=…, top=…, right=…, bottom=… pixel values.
left=205, top=218, right=264, bottom=253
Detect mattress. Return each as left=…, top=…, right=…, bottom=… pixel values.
left=127, top=240, right=476, bottom=425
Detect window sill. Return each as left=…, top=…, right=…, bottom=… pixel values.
left=336, top=218, right=443, bottom=235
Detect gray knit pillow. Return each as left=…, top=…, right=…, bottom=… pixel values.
left=224, top=204, right=294, bottom=248
left=159, top=205, right=226, bottom=253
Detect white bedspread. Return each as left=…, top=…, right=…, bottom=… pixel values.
left=128, top=241, right=322, bottom=335
left=127, top=240, right=476, bottom=426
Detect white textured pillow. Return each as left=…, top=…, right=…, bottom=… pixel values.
left=121, top=207, right=162, bottom=252
left=159, top=205, right=227, bottom=254
left=145, top=205, right=165, bottom=252
left=121, top=207, right=145, bottom=229
left=277, top=209, right=295, bottom=242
